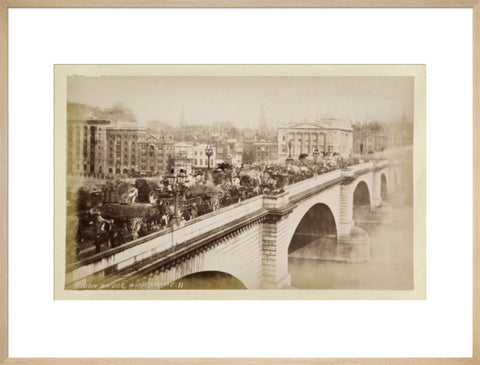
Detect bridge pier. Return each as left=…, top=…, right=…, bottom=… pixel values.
left=339, top=183, right=355, bottom=236
left=337, top=227, right=370, bottom=262
left=372, top=170, right=383, bottom=208
left=369, top=169, right=394, bottom=224
left=335, top=182, right=370, bottom=262
left=370, top=201, right=393, bottom=224
left=261, top=192, right=293, bottom=289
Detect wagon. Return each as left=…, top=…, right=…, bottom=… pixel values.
left=100, top=203, right=158, bottom=244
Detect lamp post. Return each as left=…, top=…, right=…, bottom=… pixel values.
left=313, top=148, right=320, bottom=175
left=167, top=168, right=186, bottom=226
left=205, top=145, right=214, bottom=170
left=286, top=140, right=294, bottom=164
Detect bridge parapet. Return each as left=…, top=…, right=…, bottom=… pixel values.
left=173, top=195, right=264, bottom=244
left=66, top=195, right=266, bottom=289
left=285, top=169, right=342, bottom=197
left=263, top=191, right=289, bottom=210
left=373, top=160, right=389, bottom=169
left=350, top=161, right=374, bottom=173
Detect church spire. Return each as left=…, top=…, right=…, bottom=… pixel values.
left=179, top=106, right=186, bottom=127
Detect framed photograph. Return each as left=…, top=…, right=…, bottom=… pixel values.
left=2, top=1, right=478, bottom=364
left=54, top=64, right=426, bottom=300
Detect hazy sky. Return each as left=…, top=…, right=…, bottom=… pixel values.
left=67, top=76, right=414, bottom=127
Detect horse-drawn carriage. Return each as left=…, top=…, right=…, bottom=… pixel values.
left=72, top=180, right=162, bottom=261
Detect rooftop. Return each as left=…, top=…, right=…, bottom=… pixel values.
left=280, top=118, right=353, bottom=132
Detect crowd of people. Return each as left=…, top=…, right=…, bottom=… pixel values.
left=71, top=154, right=365, bottom=261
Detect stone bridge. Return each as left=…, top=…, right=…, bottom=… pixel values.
left=65, top=160, right=402, bottom=290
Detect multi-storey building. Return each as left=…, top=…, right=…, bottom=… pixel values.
left=158, top=134, right=174, bottom=173
left=277, top=117, right=353, bottom=160
left=243, top=140, right=278, bottom=164
left=105, top=124, right=146, bottom=175
left=352, top=123, right=387, bottom=154
left=170, top=142, right=194, bottom=174
left=173, top=142, right=193, bottom=160
left=67, top=119, right=174, bottom=177
left=67, top=119, right=111, bottom=176
left=137, top=135, right=167, bottom=175
left=352, top=121, right=413, bottom=155
left=216, top=139, right=243, bottom=167
left=192, top=143, right=217, bottom=169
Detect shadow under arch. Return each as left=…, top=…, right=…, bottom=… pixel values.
left=352, top=180, right=372, bottom=224
left=163, top=270, right=247, bottom=290
left=288, top=203, right=337, bottom=255
left=353, top=180, right=371, bottom=208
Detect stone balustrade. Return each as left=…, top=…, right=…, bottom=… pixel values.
left=285, top=169, right=342, bottom=197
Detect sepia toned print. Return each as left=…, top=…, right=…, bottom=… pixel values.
left=55, top=65, right=425, bottom=299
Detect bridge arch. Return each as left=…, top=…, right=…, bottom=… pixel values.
left=130, top=248, right=261, bottom=290
left=288, top=203, right=337, bottom=254
left=166, top=270, right=247, bottom=289
left=283, top=185, right=341, bottom=251
left=352, top=180, right=372, bottom=209
left=122, top=220, right=265, bottom=290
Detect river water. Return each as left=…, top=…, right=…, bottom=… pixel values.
left=288, top=204, right=414, bottom=290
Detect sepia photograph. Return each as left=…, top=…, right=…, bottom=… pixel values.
left=55, top=65, right=425, bottom=299
left=3, top=1, right=477, bottom=362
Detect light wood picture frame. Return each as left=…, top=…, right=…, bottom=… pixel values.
left=0, top=1, right=478, bottom=364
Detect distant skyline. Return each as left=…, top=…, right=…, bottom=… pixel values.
left=67, top=76, right=414, bottom=128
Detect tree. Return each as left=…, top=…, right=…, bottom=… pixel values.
left=67, top=102, right=101, bottom=121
